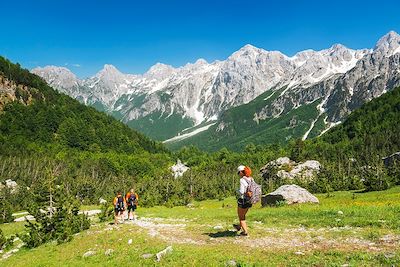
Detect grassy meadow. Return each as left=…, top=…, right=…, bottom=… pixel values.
left=1, top=187, right=400, bottom=266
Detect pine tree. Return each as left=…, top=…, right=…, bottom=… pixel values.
left=0, top=187, right=14, bottom=224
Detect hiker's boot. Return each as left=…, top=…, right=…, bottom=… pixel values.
left=233, top=224, right=241, bottom=231
left=239, top=231, right=248, bottom=237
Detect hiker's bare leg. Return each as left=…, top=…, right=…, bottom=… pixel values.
left=238, top=207, right=249, bottom=233
left=114, top=213, right=118, bottom=224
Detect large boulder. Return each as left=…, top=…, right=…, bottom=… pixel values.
left=170, top=159, right=189, bottom=178
left=382, top=152, right=400, bottom=167
left=260, top=157, right=321, bottom=181
left=0, top=179, right=18, bottom=193
left=261, top=184, right=319, bottom=206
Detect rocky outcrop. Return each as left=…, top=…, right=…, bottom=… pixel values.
left=156, top=246, right=173, bottom=262
left=382, top=152, right=400, bottom=167
left=170, top=159, right=189, bottom=178
left=260, top=157, right=321, bottom=180
left=261, top=184, right=319, bottom=206
left=0, top=179, right=19, bottom=193
left=0, top=75, right=38, bottom=111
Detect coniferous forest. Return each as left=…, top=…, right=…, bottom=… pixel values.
left=0, top=56, right=399, bottom=248
left=1, top=55, right=399, bottom=207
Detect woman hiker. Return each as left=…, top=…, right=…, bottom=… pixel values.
left=125, top=188, right=139, bottom=220
left=233, top=165, right=253, bottom=236
left=113, top=191, right=126, bottom=224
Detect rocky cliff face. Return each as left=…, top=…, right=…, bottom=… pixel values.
left=0, top=75, right=39, bottom=111
left=32, top=31, right=400, bottom=142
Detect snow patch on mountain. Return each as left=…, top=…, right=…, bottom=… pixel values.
left=164, top=123, right=216, bottom=143
left=32, top=31, right=400, bottom=142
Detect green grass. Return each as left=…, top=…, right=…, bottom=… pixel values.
left=0, top=222, right=26, bottom=238
left=1, top=187, right=400, bottom=266
left=139, top=187, right=400, bottom=229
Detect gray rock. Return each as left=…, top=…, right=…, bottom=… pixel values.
left=226, top=260, right=237, bottom=266
left=213, top=225, right=224, bottom=230
left=142, top=253, right=154, bottom=259
left=2, top=248, right=19, bottom=260
left=382, top=152, right=400, bottom=167
left=0, top=179, right=19, bottom=194
left=104, top=249, right=113, bottom=256
left=186, top=203, right=195, bottom=208
left=260, top=158, right=321, bottom=181
left=14, top=215, right=35, bottom=222
left=262, top=184, right=319, bottom=206
left=156, top=246, right=173, bottom=262
left=171, top=159, right=189, bottom=178
left=83, top=250, right=96, bottom=258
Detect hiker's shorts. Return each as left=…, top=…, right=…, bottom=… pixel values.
left=237, top=198, right=252, bottom=209
left=114, top=208, right=124, bottom=215
left=127, top=205, right=137, bottom=212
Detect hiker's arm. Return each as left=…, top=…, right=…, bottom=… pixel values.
left=239, top=179, right=247, bottom=195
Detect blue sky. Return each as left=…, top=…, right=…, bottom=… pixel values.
left=1, top=0, right=399, bottom=78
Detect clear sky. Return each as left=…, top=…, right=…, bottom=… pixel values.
left=1, top=0, right=399, bottom=78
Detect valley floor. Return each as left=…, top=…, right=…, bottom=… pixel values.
left=1, top=187, right=400, bottom=266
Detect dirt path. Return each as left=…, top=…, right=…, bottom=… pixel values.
left=116, top=216, right=400, bottom=253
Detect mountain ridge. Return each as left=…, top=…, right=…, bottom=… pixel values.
left=32, top=31, right=400, bottom=148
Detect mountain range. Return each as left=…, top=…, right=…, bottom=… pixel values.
left=32, top=31, right=400, bottom=150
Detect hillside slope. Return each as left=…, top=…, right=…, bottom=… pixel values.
left=317, top=86, right=400, bottom=158
left=0, top=56, right=166, bottom=155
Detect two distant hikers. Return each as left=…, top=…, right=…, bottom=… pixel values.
left=113, top=189, right=139, bottom=224
left=233, top=165, right=261, bottom=236
left=112, top=169, right=260, bottom=233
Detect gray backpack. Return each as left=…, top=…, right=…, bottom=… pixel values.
left=246, top=178, right=262, bottom=204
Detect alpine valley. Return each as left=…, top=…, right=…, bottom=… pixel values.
left=32, top=31, right=400, bottom=151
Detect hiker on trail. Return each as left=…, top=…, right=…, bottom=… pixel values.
left=233, top=165, right=254, bottom=236
left=113, top=191, right=126, bottom=224
left=125, top=188, right=139, bottom=220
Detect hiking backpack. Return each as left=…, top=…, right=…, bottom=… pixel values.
left=128, top=193, right=137, bottom=206
left=246, top=178, right=262, bottom=204
left=116, top=196, right=125, bottom=210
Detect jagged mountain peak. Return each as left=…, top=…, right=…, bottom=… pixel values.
left=144, top=62, right=176, bottom=79
left=98, top=64, right=121, bottom=74
left=32, top=65, right=76, bottom=76
left=230, top=44, right=268, bottom=58
left=326, top=43, right=351, bottom=54
left=32, top=31, right=400, bottom=144
left=374, top=30, right=400, bottom=56
left=31, top=65, right=80, bottom=90
left=94, top=64, right=125, bottom=82
left=377, top=30, right=400, bottom=43
left=194, top=58, right=208, bottom=65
